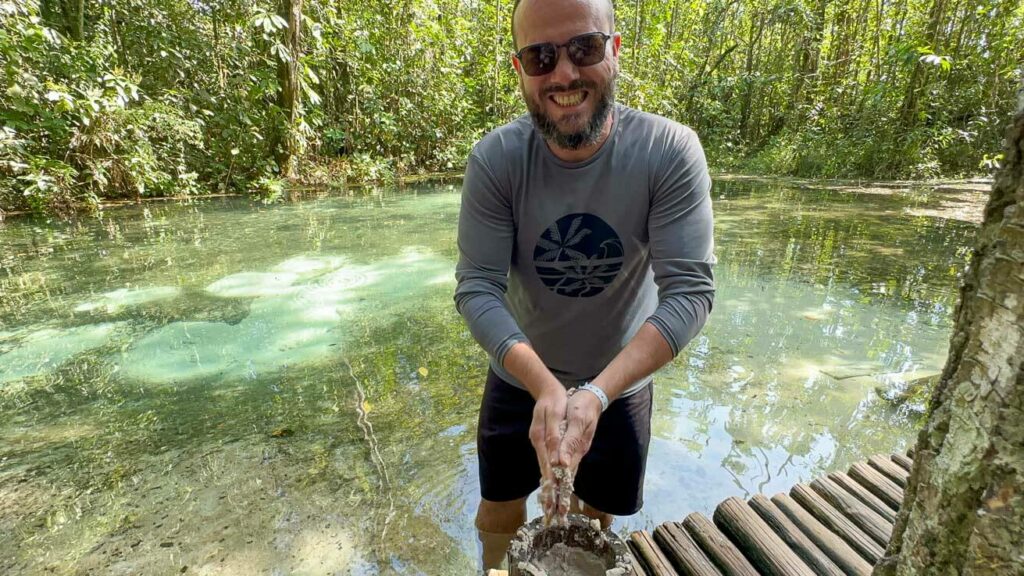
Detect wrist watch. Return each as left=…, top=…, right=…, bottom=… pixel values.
left=578, top=382, right=610, bottom=413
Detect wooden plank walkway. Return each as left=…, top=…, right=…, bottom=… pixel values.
left=489, top=453, right=911, bottom=575
left=627, top=453, right=911, bottom=576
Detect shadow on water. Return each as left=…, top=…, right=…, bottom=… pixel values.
left=0, top=178, right=981, bottom=574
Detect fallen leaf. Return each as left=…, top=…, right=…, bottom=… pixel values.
left=418, top=367, right=428, bottom=377
left=270, top=427, right=294, bottom=438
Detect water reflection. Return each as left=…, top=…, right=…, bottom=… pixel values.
left=0, top=179, right=980, bottom=574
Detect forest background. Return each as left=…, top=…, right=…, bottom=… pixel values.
left=1, top=0, right=1021, bottom=217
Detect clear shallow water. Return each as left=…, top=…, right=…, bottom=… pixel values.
left=0, top=179, right=981, bottom=575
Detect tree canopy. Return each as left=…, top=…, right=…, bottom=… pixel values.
left=1, top=0, right=1021, bottom=216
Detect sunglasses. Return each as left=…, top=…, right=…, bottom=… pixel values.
left=513, top=32, right=613, bottom=77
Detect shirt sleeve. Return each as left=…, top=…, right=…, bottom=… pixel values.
left=645, top=126, right=716, bottom=356
left=453, top=152, right=529, bottom=365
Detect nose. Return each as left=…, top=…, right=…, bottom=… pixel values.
left=547, top=45, right=580, bottom=86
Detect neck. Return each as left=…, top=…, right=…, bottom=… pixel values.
left=546, top=109, right=615, bottom=163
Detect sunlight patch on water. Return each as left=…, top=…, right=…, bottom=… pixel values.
left=74, top=286, right=182, bottom=314
left=118, top=250, right=452, bottom=385
left=205, top=271, right=300, bottom=298
left=286, top=526, right=358, bottom=575
left=0, top=323, right=126, bottom=386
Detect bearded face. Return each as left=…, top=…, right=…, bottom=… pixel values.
left=521, top=75, right=616, bottom=151
left=512, top=0, right=620, bottom=155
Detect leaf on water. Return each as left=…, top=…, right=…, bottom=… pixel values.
left=418, top=367, right=428, bottom=377
left=270, top=427, right=294, bottom=438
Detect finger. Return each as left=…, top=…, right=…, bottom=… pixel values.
left=546, top=406, right=567, bottom=467
left=529, top=405, right=546, bottom=454
left=531, top=406, right=558, bottom=519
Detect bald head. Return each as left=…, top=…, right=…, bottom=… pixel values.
left=512, top=0, right=615, bottom=49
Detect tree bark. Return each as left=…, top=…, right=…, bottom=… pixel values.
left=787, top=0, right=827, bottom=124
left=275, top=0, right=303, bottom=179
left=874, top=83, right=1024, bottom=574
left=898, top=0, right=948, bottom=128
left=60, top=0, right=85, bottom=41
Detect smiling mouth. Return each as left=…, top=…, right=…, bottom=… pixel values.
left=550, top=90, right=587, bottom=107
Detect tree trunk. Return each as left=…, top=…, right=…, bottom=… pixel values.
left=898, top=0, right=947, bottom=128
left=275, top=0, right=303, bottom=179
left=41, top=0, right=84, bottom=40
left=787, top=0, right=827, bottom=124
left=61, top=0, right=85, bottom=40
left=874, top=83, right=1024, bottom=574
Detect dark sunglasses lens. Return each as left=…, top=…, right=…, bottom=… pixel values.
left=568, top=34, right=607, bottom=66
left=521, top=44, right=557, bottom=76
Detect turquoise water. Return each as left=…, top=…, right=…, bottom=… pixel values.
left=0, top=178, right=981, bottom=574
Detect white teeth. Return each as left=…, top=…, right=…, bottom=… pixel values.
left=552, top=92, right=584, bottom=106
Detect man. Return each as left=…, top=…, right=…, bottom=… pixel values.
left=453, top=0, right=715, bottom=570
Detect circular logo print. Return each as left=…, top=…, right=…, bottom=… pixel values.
left=534, top=213, right=624, bottom=297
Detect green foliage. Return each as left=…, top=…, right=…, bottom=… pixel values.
left=69, top=102, right=204, bottom=199
left=0, top=1, right=204, bottom=214
left=2, top=0, right=1022, bottom=216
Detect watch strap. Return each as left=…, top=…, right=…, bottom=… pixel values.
left=578, top=382, right=609, bottom=412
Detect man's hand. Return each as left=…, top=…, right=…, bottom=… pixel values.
left=528, top=381, right=567, bottom=519
left=559, top=388, right=603, bottom=476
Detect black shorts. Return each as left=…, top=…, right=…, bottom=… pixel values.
left=476, top=369, right=653, bottom=516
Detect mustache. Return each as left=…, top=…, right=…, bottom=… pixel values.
left=542, top=80, right=597, bottom=97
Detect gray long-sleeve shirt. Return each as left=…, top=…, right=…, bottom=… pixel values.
left=454, top=104, right=715, bottom=397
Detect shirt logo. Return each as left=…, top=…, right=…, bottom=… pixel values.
left=534, top=213, right=624, bottom=297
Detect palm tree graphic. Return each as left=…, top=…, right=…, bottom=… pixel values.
left=535, top=215, right=591, bottom=263
left=534, top=215, right=623, bottom=297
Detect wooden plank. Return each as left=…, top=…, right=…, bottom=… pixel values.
left=630, top=530, right=676, bottom=576
left=891, top=453, right=913, bottom=472
left=849, top=462, right=905, bottom=509
left=771, top=493, right=873, bottom=576
left=869, top=455, right=910, bottom=487
left=810, top=477, right=893, bottom=546
left=828, top=471, right=898, bottom=521
left=682, top=513, right=760, bottom=576
left=790, top=484, right=885, bottom=563
left=653, top=521, right=722, bottom=576
left=868, top=453, right=909, bottom=483
left=713, top=496, right=816, bottom=576
left=748, top=494, right=846, bottom=576
left=626, top=537, right=651, bottom=573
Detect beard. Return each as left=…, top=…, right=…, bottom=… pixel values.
left=523, top=76, right=616, bottom=151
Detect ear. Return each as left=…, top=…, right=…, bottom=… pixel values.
left=510, top=53, right=523, bottom=76
left=611, top=33, right=622, bottom=57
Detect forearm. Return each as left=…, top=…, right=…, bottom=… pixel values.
left=590, top=322, right=673, bottom=403
left=502, top=342, right=563, bottom=400
left=455, top=290, right=528, bottom=363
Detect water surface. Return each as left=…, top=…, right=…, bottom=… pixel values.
left=0, top=178, right=982, bottom=574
